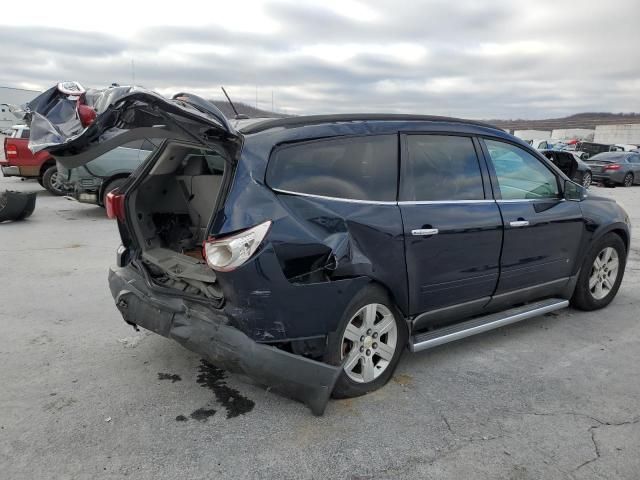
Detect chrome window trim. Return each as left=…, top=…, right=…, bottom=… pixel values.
left=497, top=198, right=565, bottom=203
left=271, top=188, right=398, bottom=205
left=272, top=188, right=568, bottom=206
left=398, top=199, right=494, bottom=205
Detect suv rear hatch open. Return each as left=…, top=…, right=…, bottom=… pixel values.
left=27, top=82, right=241, bottom=303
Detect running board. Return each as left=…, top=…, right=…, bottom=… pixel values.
left=409, top=298, right=569, bottom=353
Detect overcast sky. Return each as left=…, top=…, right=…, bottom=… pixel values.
left=1, top=0, right=638, bottom=119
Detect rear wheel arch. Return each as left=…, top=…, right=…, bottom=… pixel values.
left=324, top=280, right=410, bottom=398
left=327, top=280, right=409, bottom=339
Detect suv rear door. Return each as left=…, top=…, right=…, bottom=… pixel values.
left=399, top=133, right=502, bottom=326
left=480, top=139, right=584, bottom=305
left=26, top=83, right=240, bottom=170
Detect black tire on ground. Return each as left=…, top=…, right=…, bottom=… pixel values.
left=0, top=190, right=37, bottom=222
left=42, top=166, right=65, bottom=196
left=324, top=284, right=408, bottom=399
left=101, top=177, right=128, bottom=207
left=582, top=172, right=592, bottom=188
left=571, top=233, right=627, bottom=311
left=623, top=172, right=634, bottom=187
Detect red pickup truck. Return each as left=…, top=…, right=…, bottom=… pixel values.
left=2, top=124, right=64, bottom=195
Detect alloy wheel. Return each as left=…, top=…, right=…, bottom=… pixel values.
left=624, top=173, right=633, bottom=187
left=589, top=247, right=620, bottom=300
left=340, top=303, right=398, bottom=383
left=582, top=172, right=592, bottom=188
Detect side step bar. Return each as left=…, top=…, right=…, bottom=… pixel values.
left=409, top=298, right=569, bottom=353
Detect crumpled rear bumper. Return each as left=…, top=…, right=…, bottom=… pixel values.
left=108, top=265, right=342, bottom=415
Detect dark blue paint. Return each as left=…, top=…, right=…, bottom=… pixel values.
left=400, top=203, right=502, bottom=312
left=208, top=119, right=630, bottom=343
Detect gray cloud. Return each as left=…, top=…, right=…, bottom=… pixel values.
left=1, top=0, right=638, bottom=118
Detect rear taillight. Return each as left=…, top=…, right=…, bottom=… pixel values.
left=604, top=164, right=621, bottom=171
left=203, top=221, right=271, bottom=272
left=5, top=144, right=17, bottom=159
left=105, top=191, right=125, bottom=221
left=77, top=103, right=96, bottom=128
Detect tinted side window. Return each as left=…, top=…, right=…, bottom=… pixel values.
left=21, top=129, right=30, bottom=139
left=485, top=140, right=559, bottom=200
left=401, top=135, right=484, bottom=201
left=267, top=135, right=397, bottom=201
left=629, top=155, right=640, bottom=163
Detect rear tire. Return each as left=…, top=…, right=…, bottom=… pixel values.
left=623, top=172, right=634, bottom=187
left=101, top=177, right=128, bottom=207
left=582, top=172, right=592, bottom=188
left=571, top=233, right=626, bottom=311
left=42, top=166, right=65, bottom=196
left=324, top=285, right=407, bottom=399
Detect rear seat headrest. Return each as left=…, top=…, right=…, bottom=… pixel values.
left=182, top=155, right=208, bottom=175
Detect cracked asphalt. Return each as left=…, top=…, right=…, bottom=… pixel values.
left=1, top=174, right=639, bottom=479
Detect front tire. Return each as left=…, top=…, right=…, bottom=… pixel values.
left=325, top=285, right=407, bottom=398
left=571, top=233, right=626, bottom=310
left=42, top=166, right=65, bottom=196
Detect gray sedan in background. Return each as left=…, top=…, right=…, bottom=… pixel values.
left=586, top=152, right=640, bottom=187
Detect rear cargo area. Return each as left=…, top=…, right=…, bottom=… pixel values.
left=127, top=141, right=231, bottom=301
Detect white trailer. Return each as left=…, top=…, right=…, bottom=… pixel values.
left=513, top=129, right=552, bottom=141
left=594, top=124, right=640, bottom=146
left=0, top=87, right=41, bottom=130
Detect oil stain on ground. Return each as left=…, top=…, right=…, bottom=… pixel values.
left=157, top=373, right=182, bottom=383
left=196, top=359, right=255, bottom=418
left=189, top=408, right=217, bottom=422
left=393, top=373, right=413, bottom=386
left=173, top=360, right=255, bottom=422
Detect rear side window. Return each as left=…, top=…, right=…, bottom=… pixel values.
left=267, top=135, right=397, bottom=201
left=401, top=135, right=485, bottom=201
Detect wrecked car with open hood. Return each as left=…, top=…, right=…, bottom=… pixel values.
left=28, top=82, right=630, bottom=415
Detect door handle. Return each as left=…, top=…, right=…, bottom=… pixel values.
left=411, top=228, right=439, bottom=236
left=509, top=220, right=530, bottom=227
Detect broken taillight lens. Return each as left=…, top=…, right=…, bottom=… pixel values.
left=105, top=191, right=125, bottom=221
left=204, top=221, right=272, bottom=272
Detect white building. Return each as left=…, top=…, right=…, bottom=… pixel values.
left=551, top=128, right=594, bottom=141
left=513, top=129, right=552, bottom=141
left=0, top=86, right=42, bottom=129
left=594, top=124, right=640, bottom=145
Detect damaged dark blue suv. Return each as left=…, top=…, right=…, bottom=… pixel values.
left=28, top=83, right=631, bottom=415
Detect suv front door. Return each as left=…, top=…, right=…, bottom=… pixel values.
left=481, top=139, right=584, bottom=304
left=399, top=134, right=503, bottom=327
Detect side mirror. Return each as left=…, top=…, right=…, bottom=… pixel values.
left=564, top=179, right=586, bottom=201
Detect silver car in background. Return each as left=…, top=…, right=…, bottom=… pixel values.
left=586, top=152, right=640, bottom=187
left=56, top=139, right=156, bottom=206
